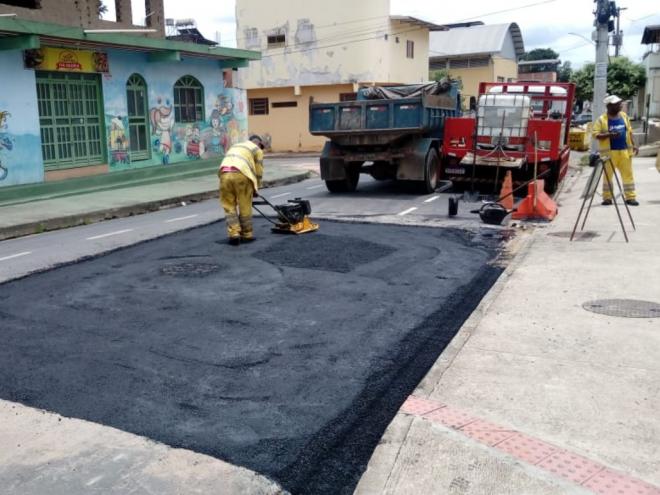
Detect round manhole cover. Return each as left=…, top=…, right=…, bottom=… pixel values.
left=161, top=262, right=222, bottom=277
left=583, top=299, right=660, bottom=318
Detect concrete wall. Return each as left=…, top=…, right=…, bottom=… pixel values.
left=236, top=0, right=429, bottom=89
left=246, top=84, right=355, bottom=152
left=644, top=51, right=660, bottom=119
left=0, top=0, right=165, bottom=36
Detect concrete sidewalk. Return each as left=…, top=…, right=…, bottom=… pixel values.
left=0, top=161, right=313, bottom=240
left=356, top=157, right=660, bottom=494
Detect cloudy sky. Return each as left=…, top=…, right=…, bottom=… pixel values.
left=113, top=0, right=658, bottom=68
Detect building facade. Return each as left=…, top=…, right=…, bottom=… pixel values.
left=429, top=23, right=524, bottom=109
left=235, top=0, right=442, bottom=152
left=642, top=25, right=660, bottom=120
left=0, top=0, right=165, bottom=36
left=0, top=16, right=258, bottom=188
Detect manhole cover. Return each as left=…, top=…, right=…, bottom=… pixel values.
left=254, top=234, right=395, bottom=273
left=583, top=299, right=660, bottom=318
left=161, top=262, right=222, bottom=277
left=549, top=231, right=599, bottom=240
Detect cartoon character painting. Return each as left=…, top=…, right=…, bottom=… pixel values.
left=0, top=111, right=13, bottom=181
left=150, top=98, right=175, bottom=164
left=209, top=109, right=224, bottom=154
left=185, top=124, right=204, bottom=158
left=109, top=116, right=129, bottom=165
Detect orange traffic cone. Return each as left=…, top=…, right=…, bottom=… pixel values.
left=498, top=171, right=514, bottom=211
left=512, top=179, right=558, bottom=221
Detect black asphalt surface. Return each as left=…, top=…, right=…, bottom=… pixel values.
left=0, top=219, right=502, bottom=494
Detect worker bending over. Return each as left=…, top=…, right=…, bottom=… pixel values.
left=593, top=95, right=639, bottom=206
left=218, top=135, right=265, bottom=245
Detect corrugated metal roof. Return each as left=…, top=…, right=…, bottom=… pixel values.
left=390, top=15, right=447, bottom=32
left=429, top=23, right=524, bottom=59
left=641, top=25, right=660, bottom=44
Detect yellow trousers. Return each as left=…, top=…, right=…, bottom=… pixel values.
left=219, top=172, right=254, bottom=239
left=603, top=150, right=636, bottom=200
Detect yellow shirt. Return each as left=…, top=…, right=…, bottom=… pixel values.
left=218, top=141, right=264, bottom=191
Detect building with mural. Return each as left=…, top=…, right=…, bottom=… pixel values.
left=0, top=14, right=259, bottom=188
left=235, top=0, right=444, bottom=152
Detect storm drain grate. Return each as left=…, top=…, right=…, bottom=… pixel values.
left=160, top=262, right=222, bottom=277
left=583, top=299, right=660, bottom=318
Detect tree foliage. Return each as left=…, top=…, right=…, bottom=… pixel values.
left=97, top=1, right=108, bottom=16
left=519, top=48, right=561, bottom=73
left=557, top=61, right=572, bottom=83
left=570, top=57, right=646, bottom=104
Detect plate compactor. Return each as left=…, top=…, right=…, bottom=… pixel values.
left=252, top=195, right=319, bottom=235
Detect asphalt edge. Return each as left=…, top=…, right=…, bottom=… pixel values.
left=0, top=171, right=312, bottom=241
left=355, top=166, right=588, bottom=494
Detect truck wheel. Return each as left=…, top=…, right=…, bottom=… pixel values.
left=417, top=149, right=439, bottom=194
left=543, top=165, right=560, bottom=195
left=325, top=166, right=360, bottom=193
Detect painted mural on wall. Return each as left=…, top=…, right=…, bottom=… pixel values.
left=0, top=51, right=44, bottom=188
left=145, top=90, right=248, bottom=167
left=0, top=111, right=12, bottom=181
left=102, top=51, right=248, bottom=172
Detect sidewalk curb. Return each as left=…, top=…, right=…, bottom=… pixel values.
left=0, top=171, right=312, bottom=241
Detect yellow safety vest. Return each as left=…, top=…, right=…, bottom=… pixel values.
left=218, top=141, right=264, bottom=191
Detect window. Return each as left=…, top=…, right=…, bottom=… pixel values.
left=497, top=76, right=505, bottom=83
left=395, top=37, right=400, bottom=43
left=339, top=92, right=357, bottom=102
left=384, top=34, right=389, bottom=41
left=406, top=40, right=414, bottom=59
left=507, top=77, right=516, bottom=83
left=173, top=75, right=204, bottom=123
left=249, top=98, right=269, bottom=115
left=272, top=101, right=298, bottom=108
left=244, top=27, right=259, bottom=49
left=267, top=33, right=286, bottom=48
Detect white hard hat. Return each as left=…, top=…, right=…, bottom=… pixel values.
left=603, top=95, right=622, bottom=105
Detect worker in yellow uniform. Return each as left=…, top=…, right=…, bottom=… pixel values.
left=593, top=95, right=639, bottom=206
left=218, top=135, right=265, bottom=245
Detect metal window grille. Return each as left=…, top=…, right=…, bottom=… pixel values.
left=249, top=98, right=269, bottom=115
left=173, top=75, right=204, bottom=123
left=126, top=74, right=150, bottom=161
left=36, top=71, right=104, bottom=170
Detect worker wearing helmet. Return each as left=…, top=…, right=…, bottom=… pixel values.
left=593, top=95, right=639, bottom=206
left=218, top=135, right=265, bottom=245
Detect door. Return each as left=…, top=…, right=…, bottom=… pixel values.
left=36, top=71, right=104, bottom=170
left=126, top=74, right=150, bottom=161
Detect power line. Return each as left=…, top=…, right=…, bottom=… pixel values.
left=447, top=0, right=559, bottom=23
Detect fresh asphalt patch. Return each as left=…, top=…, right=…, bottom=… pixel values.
left=0, top=220, right=502, bottom=494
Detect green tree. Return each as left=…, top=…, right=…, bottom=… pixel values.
left=557, top=61, right=572, bottom=82
left=97, top=1, right=108, bottom=16
left=520, top=48, right=561, bottom=73
left=430, top=68, right=450, bottom=82
left=570, top=57, right=646, bottom=104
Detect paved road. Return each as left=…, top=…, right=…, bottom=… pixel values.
left=0, top=171, right=500, bottom=495
left=0, top=174, right=483, bottom=283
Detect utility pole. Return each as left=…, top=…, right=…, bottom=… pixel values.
left=613, top=6, right=627, bottom=57
left=591, top=0, right=614, bottom=152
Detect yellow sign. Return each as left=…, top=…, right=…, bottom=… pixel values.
left=24, top=47, right=109, bottom=73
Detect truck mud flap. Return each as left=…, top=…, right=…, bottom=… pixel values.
left=396, top=138, right=437, bottom=181
left=320, top=141, right=347, bottom=180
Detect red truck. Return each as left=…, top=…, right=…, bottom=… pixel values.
left=442, top=82, right=576, bottom=194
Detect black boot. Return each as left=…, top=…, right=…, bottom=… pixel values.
left=228, top=237, right=240, bottom=246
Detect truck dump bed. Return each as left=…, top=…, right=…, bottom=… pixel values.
left=309, top=82, right=460, bottom=144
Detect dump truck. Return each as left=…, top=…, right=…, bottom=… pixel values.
left=442, top=82, right=576, bottom=194
left=309, top=81, right=461, bottom=193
